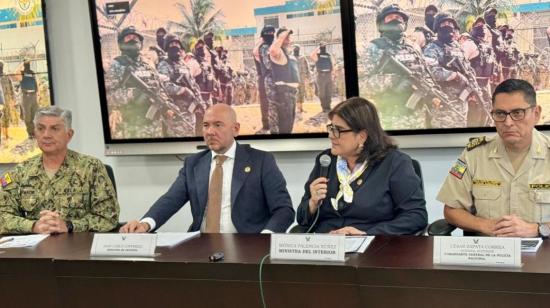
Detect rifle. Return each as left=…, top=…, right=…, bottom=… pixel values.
left=379, top=50, right=466, bottom=121
left=118, top=67, right=194, bottom=129
left=445, top=52, right=492, bottom=124
left=173, top=67, right=207, bottom=114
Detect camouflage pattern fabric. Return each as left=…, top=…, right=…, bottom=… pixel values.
left=265, top=78, right=297, bottom=134
left=0, top=150, right=120, bottom=234
left=105, top=55, right=166, bottom=139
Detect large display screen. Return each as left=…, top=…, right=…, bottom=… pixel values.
left=0, top=0, right=53, bottom=163
left=354, top=0, right=550, bottom=133
left=89, top=0, right=349, bottom=143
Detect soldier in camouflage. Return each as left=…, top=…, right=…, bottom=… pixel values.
left=264, top=28, right=299, bottom=134
left=157, top=34, right=204, bottom=137
left=424, top=13, right=484, bottom=127
left=105, top=26, right=173, bottom=139
left=363, top=4, right=449, bottom=129
left=484, top=7, right=505, bottom=89
left=0, top=107, right=119, bottom=234
left=293, top=44, right=311, bottom=118
left=254, top=25, right=276, bottom=134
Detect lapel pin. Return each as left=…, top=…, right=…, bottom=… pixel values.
left=244, top=166, right=251, bottom=173
left=357, top=179, right=363, bottom=185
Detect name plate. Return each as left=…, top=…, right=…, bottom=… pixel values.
left=433, top=236, right=521, bottom=268
left=91, top=233, right=157, bottom=257
left=270, top=233, right=345, bottom=262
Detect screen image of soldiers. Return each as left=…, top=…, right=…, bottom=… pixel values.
left=310, top=42, right=333, bottom=113
left=157, top=34, right=205, bottom=137
left=293, top=44, right=311, bottom=118
left=192, top=39, right=218, bottom=135
left=483, top=7, right=505, bottom=89
left=265, top=27, right=299, bottom=134
left=105, top=26, right=177, bottom=139
left=363, top=4, right=451, bottom=130
left=20, top=60, right=38, bottom=139
left=0, top=61, right=16, bottom=145
left=424, top=13, right=489, bottom=128
left=499, top=26, right=520, bottom=80
left=150, top=27, right=168, bottom=66
left=462, top=17, right=495, bottom=125
left=203, top=32, right=226, bottom=104
left=215, top=46, right=234, bottom=105
left=254, top=25, right=276, bottom=134
left=412, top=5, right=437, bottom=51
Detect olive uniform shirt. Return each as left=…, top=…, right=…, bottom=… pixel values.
left=437, top=129, right=550, bottom=223
left=0, top=150, right=120, bottom=234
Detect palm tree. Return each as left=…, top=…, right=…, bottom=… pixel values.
left=439, top=0, right=513, bottom=32
left=170, top=0, right=224, bottom=49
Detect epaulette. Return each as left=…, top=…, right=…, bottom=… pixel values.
left=466, top=136, right=489, bottom=151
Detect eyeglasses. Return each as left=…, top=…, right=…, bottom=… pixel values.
left=490, top=106, right=535, bottom=122
left=326, top=124, right=353, bottom=138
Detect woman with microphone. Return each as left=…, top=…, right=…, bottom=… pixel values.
left=296, top=97, right=427, bottom=235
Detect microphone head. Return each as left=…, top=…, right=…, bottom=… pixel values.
left=319, top=154, right=332, bottom=168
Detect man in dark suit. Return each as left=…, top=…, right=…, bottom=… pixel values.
left=120, top=104, right=294, bottom=233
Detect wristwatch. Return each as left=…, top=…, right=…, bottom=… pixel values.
left=538, top=223, right=550, bottom=239
left=66, top=221, right=74, bottom=233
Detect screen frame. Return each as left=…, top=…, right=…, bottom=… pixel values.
left=88, top=0, right=357, bottom=148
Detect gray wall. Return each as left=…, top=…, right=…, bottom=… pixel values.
left=0, top=0, right=464, bottom=232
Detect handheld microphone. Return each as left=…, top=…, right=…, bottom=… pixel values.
left=319, top=154, right=331, bottom=178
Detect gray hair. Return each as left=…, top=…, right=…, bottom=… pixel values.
left=33, top=106, right=72, bottom=130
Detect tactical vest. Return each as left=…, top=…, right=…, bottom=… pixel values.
left=271, top=50, right=300, bottom=83
left=470, top=39, right=494, bottom=78
left=371, top=37, right=426, bottom=76
left=316, top=53, right=332, bottom=72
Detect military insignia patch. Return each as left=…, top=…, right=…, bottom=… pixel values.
left=467, top=136, right=488, bottom=151
left=450, top=159, right=467, bottom=179
left=0, top=173, right=13, bottom=188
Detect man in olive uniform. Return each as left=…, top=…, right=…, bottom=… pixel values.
left=20, top=60, right=38, bottom=139
left=0, top=61, right=16, bottom=144
left=105, top=26, right=174, bottom=139
left=424, top=13, right=485, bottom=128
left=293, top=44, right=311, bottom=118
left=158, top=34, right=204, bottom=137
left=254, top=25, right=276, bottom=134
left=437, top=79, right=550, bottom=238
left=364, top=4, right=451, bottom=129
left=265, top=27, right=299, bottom=134
left=0, top=106, right=119, bottom=234
left=310, top=42, right=333, bottom=113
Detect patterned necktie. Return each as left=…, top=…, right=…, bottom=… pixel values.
left=205, top=154, right=227, bottom=233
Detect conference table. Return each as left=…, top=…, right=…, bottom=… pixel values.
left=0, top=233, right=549, bottom=308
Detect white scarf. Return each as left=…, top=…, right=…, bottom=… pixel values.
left=332, top=156, right=368, bottom=211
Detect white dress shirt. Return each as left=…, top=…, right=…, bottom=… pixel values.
left=142, top=142, right=239, bottom=233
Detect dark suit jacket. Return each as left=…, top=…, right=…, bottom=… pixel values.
left=143, top=143, right=295, bottom=233
left=296, top=149, right=427, bottom=234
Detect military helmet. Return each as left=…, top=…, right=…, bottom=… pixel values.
left=163, top=33, right=183, bottom=51
left=260, top=25, right=276, bottom=37
left=117, top=26, right=144, bottom=44
left=484, top=7, right=498, bottom=18
left=433, top=13, right=459, bottom=32
left=156, top=27, right=167, bottom=35
left=425, top=5, right=438, bottom=14
left=376, top=4, right=409, bottom=26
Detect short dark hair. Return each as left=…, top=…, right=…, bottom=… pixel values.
left=329, top=97, right=396, bottom=165
left=492, top=79, right=537, bottom=107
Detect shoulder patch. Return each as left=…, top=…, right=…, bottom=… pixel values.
left=450, top=159, right=467, bottom=180
left=466, top=136, right=488, bottom=151
left=1, top=173, right=13, bottom=188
